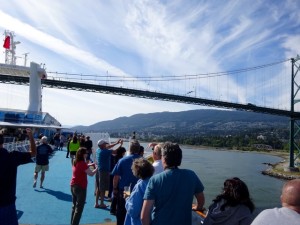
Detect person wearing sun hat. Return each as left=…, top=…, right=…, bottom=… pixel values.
left=95, top=138, right=122, bottom=209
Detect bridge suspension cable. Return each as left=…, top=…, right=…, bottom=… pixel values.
left=47, top=58, right=290, bottom=82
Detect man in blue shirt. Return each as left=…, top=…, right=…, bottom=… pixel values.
left=141, top=142, right=205, bottom=225
left=95, top=139, right=122, bottom=208
left=33, top=136, right=53, bottom=188
left=112, top=140, right=141, bottom=225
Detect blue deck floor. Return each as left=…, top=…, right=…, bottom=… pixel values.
left=16, top=149, right=116, bottom=225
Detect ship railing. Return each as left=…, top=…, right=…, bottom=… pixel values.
left=3, top=139, right=30, bottom=152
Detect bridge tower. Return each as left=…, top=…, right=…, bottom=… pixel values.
left=289, top=55, right=300, bottom=171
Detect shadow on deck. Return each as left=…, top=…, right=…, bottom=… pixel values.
left=16, top=149, right=116, bottom=225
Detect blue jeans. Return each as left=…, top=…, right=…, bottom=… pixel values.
left=71, top=185, right=87, bottom=225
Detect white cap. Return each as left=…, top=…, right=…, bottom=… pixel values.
left=97, top=139, right=108, bottom=146
left=41, top=136, right=48, bottom=143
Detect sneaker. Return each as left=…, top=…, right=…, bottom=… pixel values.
left=33, top=181, right=37, bottom=188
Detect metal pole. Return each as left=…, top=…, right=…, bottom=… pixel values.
left=289, top=58, right=295, bottom=168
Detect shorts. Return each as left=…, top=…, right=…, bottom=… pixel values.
left=35, top=164, right=49, bottom=173
left=95, top=170, right=99, bottom=189
left=99, top=171, right=110, bottom=192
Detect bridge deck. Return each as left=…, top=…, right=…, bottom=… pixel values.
left=17, top=149, right=116, bottom=225
left=1, top=73, right=300, bottom=118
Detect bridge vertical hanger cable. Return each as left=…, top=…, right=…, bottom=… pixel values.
left=274, top=66, right=278, bottom=109
left=273, top=66, right=276, bottom=109
left=209, top=74, right=211, bottom=100
left=284, top=64, right=287, bottom=110
left=245, top=70, right=248, bottom=104
left=184, top=74, right=187, bottom=96
left=237, top=73, right=239, bottom=104
left=218, top=74, right=220, bottom=100
left=254, top=69, right=257, bottom=105
left=227, top=73, right=228, bottom=102
left=262, top=68, right=265, bottom=107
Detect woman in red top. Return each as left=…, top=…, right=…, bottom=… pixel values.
left=70, top=147, right=97, bottom=225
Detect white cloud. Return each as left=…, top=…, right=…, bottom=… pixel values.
left=0, top=0, right=299, bottom=125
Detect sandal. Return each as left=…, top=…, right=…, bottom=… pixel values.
left=99, top=204, right=108, bottom=209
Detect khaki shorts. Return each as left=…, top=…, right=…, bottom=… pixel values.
left=35, top=164, right=49, bottom=173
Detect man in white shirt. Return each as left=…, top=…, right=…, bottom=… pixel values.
left=251, top=179, right=300, bottom=225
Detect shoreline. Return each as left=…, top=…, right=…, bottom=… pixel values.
left=182, top=144, right=300, bottom=180
left=259, top=152, right=300, bottom=180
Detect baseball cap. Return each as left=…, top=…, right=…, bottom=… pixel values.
left=97, top=139, right=108, bottom=146
left=41, top=136, right=48, bottom=143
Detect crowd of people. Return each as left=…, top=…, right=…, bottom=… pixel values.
left=0, top=129, right=300, bottom=225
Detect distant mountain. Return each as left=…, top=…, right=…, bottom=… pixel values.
left=71, top=109, right=289, bottom=136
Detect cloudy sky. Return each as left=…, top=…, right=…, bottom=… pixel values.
left=0, top=0, right=299, bottom=126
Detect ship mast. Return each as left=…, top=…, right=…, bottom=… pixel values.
left=2, top=30, right=46, bottom=113
left=3, top=30, right=21, bottom=65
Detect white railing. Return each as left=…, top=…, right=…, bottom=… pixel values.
left=3, top=139, right=30, bottom=152
left=85, top=132, right=110, bottom=150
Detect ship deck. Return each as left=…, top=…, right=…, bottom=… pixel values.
left=16, top=148, right=116, bottom=225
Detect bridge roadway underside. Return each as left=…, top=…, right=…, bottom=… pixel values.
left=1, top=74, right=300, bottom=119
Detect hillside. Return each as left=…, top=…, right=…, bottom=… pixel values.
left=71, top=109, right=289, bottom=137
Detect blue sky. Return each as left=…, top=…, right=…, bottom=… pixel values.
left=0, top=0, right=299, bottom=126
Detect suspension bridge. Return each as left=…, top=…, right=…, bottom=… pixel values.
left=0, top=56, right=300, bottom=169
left=0, top=59, right=299, bottom=116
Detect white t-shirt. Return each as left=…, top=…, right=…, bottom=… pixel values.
left=152, top=159, right=164, bottom=175
left=251, top=207, right=300, bottom=225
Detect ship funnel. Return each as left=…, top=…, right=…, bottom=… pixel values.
left=27, top=62, right=47, bottom=112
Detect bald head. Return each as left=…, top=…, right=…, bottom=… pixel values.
left=281, top=179, right=300, bottom=213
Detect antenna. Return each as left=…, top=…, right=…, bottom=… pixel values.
left=3, top=30, right=21, bottom=65
left=23, top=52, right=29, bottom=66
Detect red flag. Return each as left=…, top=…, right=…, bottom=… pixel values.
left=3, top=36, right=10, bottom=49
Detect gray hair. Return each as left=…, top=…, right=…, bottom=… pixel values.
left=130, top=140, right=140, bottom=154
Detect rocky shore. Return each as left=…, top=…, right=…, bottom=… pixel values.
left=260, top=151, right=300, bottom=180
left=182, top=144, right=300, bottom=180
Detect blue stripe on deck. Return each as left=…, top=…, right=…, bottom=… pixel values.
left=16, top=149, right=116, bottom=225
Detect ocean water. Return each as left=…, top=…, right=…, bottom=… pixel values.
left=142, top=144, right=284, bottom=215
left=110, top=138, right=284, bottom=214
left=180, top=147, right=284, bottom=215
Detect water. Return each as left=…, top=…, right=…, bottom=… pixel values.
left=179, top=147, right=284, bottom=215
left=142, top=144, right=284, bottom=215
left=111, top=139, right=284, bottom=215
